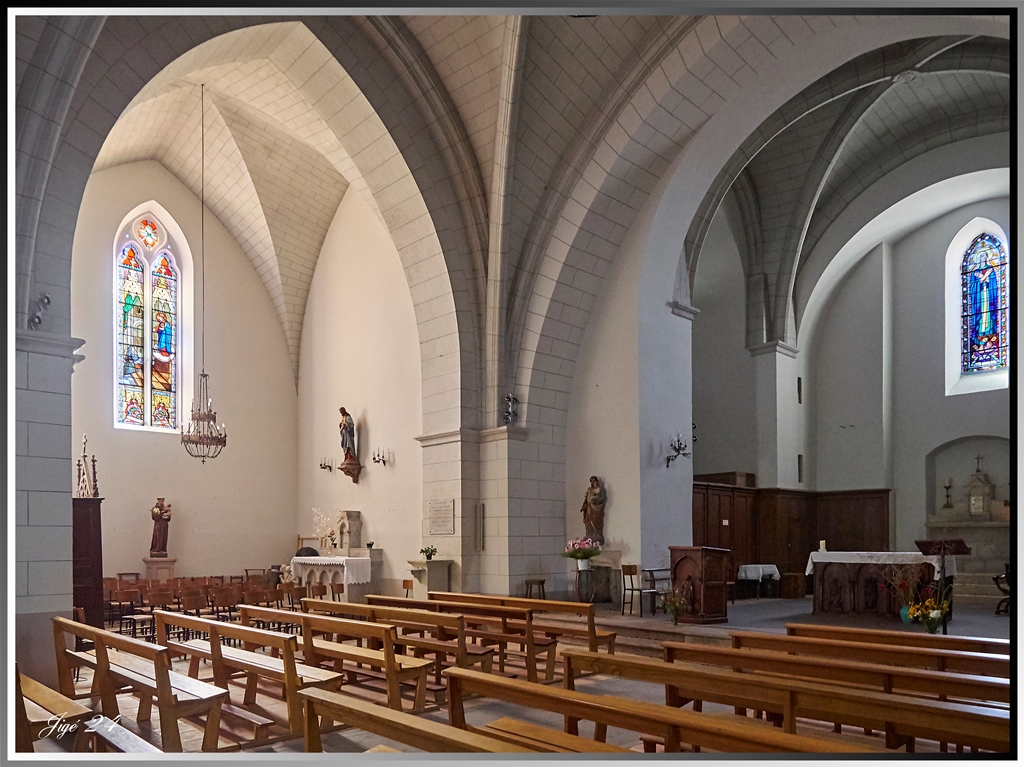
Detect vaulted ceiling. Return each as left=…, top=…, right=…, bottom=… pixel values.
left=90, top=16, right=1010, bottom=386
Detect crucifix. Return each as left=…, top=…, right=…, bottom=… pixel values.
left=975, top=454, right=983, bottom=473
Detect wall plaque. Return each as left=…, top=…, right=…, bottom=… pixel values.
left=428, top=499, right=455, bottom=535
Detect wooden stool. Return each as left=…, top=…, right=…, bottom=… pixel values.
left=403, top=579, right=414, bottom=598
left=524, top=578, right=546, bottom=599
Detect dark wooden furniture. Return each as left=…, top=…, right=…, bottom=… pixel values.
left=779, top=572, right=806, bottom=599
left=72, top=497, right=104, bottom=628
left=993, top=562, right=1010, bottom=615
left=692, top=483, right=891, bottom=597
left=668, top=546, right=729, bottom=623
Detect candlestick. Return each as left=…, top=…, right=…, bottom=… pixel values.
left=942, top=483, right=953, bottom=509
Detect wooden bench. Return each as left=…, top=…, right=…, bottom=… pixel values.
left=302, top=597, right=493, bottom=687
left=238, top=605, right=432, bottom=713
left=784, top=623, right=1011, bottom=655
left=428, top=590, right=616, bottom=653
left=444, top=667, right=876, bottom=753
left=561, top=648, right=1010, bottom=753
left=366, top=595, right=557, bottom=683
left=296, top=687, right=533, bottom=753
left=663, top=641, right=1010, bottom=706
left=53, top=616, right=226, bottom=752
left=15, top=662, right=95, bottom=752
left=731, top=631, right=1011, bottom=678
left=155, top=609, right=342, bottom=735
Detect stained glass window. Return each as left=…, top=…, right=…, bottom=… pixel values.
left=961, top=233, right=1008, bottom=373
left=115, top=213, right=183, bottom=431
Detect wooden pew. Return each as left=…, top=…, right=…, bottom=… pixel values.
left=784, top=623, right=1011, bottom=655
left=302, top=597, right=494, bottom=685
left=15, top=662, right=95, bottom=752
left=428, top=591, right=616, bottom=653
left=662, top=641, right=1009, bottom=706
left=154, top=609, right=342, bottom=735
left=561, top=648, right=1010, bottom=753
left=53, top=616, right=226, bottom=752
left=296, top=687, right=533, bottom=753
left=731, top=631, right=1010, bottom=678
left=443, top=667, right=877, bottom=754
left=237, top=605, right=432, bottom=713
left=365, top=595, right=556, bottom=683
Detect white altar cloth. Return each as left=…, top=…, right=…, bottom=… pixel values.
left=290, top=556, right=372, bottom=585
left=737, top=564, right=781, bottom=581
left=805, top=551, right=956, bottom=578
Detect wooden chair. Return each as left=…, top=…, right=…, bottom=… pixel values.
left=621, top=565, right=656, bottom=617
left=329, top=582, right=345, bottom=601
left=117, top=572, right=140, bottom=583
left=115, top=589, right=143, bottom=635
left=403, top=579, right=414, bottom=598
left=288, top=586, right=308, bottom=611
left=308, top=583, right=329, bottom=600
left=524, top=579, right=546, bottom=599
left=993, top=562, right=1010, bottom=615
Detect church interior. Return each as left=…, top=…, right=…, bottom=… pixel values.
left=13, top=10, right=1012, bottom=756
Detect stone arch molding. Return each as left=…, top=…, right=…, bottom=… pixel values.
left=20, top=17, right=478, bottom=435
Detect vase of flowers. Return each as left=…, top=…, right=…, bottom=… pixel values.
left=419, top=545, right=437, bottom=561
left=908, top=585, right=951, bottom=634
left=660, top=588, right=690, bottom=625
left=881, top=562, right=924, bottom=617
left=562, top=537, right=601, bottom=569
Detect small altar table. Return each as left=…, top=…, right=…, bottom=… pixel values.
left=806, top=551, right=956, bottom=615
left=290, top=556, right=372, bottom=587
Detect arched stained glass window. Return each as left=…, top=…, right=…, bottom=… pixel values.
left=961, top=233, right=1008, bottom=373
left=114, top=213, right=182, bottom=431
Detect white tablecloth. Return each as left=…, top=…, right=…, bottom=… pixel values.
left=290, top=556, right=372, bottom=585
left=804, top=551, right=957, bottom=578
left=737, top=564, right=781, bottom=581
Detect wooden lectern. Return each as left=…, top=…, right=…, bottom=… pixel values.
left=915, top=538, right=970, bottom=635
left=669, top=546, right=730, bottom=624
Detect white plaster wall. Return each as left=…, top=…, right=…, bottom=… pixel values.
left=691, top=203, right=757, bottom=476
left=296, top=186, right=422, bottom=594
left=890, top=198, right=1011, bottom=549
left=809, top=197, right=1010, bottom=549
left=71, top=161, right=298, bottom=578
left=813, top=244, right=885, bottom=490
left=565, top=210, right=642, bottom=566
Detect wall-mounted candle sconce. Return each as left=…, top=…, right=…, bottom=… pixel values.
left=372, top=447, right=388, bottom=466
left=665, top=433, right=691, bottom=468
left=319, top=455, right=334, bottom=472
left=503, top=393, right=518, bottom=425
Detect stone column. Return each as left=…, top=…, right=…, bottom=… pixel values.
left=16, top=329, right=84, bottom=686
left=750, top=341, right=801, bottom=488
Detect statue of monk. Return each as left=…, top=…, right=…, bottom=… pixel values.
left=150, top=498, right=172, bottom=557
left=580, top=476, right=606, bottom=545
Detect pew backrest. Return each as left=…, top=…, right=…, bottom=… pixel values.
left=784, top=623, right=1011, bottom=655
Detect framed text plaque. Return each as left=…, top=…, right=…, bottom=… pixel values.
left=428, top=499, right=455, bottom=535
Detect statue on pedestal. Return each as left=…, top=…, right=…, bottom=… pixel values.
left=580, top=475, right=606, bottom=545
left=150, top=498, right=172, bottom=557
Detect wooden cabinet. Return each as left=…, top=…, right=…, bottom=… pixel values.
left=692, top=483, right=757, bottom=571
left=669, top=546, right=730, bottom=623
left=72, top=497, right=104, bottom=628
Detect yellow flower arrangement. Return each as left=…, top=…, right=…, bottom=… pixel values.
left=907, top=595, right=950, bottom=634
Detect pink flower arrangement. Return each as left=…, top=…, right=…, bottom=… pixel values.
left=562, top=537, right=601, bottom=560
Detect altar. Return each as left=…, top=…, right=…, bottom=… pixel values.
left=806, top=551, right=956, bottom=615
left=289, top=551, right=380, bottom=603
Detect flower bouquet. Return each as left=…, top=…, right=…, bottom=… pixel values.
left=419, top=545, right=438, bottom=561
left=562, top=537, right=601, bottom=570
left=660, top=588, right=690, bottom=625
left=907, top=595, right=950, bottom=633
left=881, top=562, right=924, bottom=607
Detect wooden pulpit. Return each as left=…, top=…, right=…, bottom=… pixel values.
left=669, top=545, right=730, bottom=624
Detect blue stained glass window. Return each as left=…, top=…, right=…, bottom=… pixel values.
left=961, top=233, right=1008, bottom=373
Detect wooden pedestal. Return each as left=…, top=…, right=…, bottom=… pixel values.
left=669, top=546, right=730, bottom=624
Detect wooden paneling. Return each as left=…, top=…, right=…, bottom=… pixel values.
left=693, top=484, right=890, bottom=591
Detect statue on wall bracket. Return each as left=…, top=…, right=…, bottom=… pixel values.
left=150, top=497, right=172, bottom=557
left=338, top=406, right=362, bottom=484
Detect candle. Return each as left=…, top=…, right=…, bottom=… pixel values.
left=945, top=477, right=953, bottom=487
left=819, top=540, right=826, bottom=551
